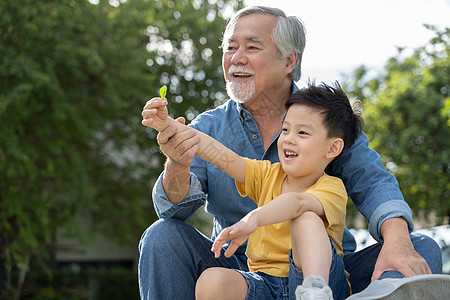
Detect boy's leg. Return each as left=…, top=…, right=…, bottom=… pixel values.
left=288, top=240, right=348, bottom=300
left=343, top=233, right=443, bottom=293
left=289, top=211, right=348, bottom=299
left=138, top=218, right=247, bottom=300
left=290, top=211, right=332, bottom=282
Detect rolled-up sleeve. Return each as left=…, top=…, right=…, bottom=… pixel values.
left=152, top=171, right=206, bottom=220
left=369, top=200, right=413, bottom=242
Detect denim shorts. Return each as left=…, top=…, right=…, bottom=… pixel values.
left=236, top=239, right=348, bottom=300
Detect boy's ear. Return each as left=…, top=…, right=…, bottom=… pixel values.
left=326, top=138, right=344, bottom=159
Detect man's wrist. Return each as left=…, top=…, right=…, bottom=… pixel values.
left=381, top=217, right=411, bottom=244
left=165, top=157, right=191, bottom=172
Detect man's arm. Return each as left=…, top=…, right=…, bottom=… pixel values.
left=142, top=97, right=246, bottom=184
left=142, top=97, right=197, bottom=204
left=326, top=132, right=413, bottom=241
left=158, top=120, right=198, bottom=204
left=327, top=133, right=431, bottom=278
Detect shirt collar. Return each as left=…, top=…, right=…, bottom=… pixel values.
left=236, top=102, right=247, bottom=122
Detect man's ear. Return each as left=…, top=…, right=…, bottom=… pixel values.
left=326, top=138, right=344, bottom=159
left=285, top=52, right=297, bottom=73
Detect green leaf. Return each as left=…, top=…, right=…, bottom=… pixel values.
left=159, top=85, right=167, bottom=99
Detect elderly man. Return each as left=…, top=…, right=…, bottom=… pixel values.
left=138, top=6, right=445, bottom=300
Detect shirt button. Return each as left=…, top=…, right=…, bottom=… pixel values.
left=252, top=134, right=258, bottom=140
left=242, top=112, right=247, bottom=118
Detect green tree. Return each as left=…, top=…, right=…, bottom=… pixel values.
left=0, top=0, right=242, bottom=298
left=343, top=25, right=450, bottom=224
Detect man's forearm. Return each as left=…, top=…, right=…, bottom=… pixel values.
left=380, top=217, right=412, bottom=246
left=162, top=159, right=191, bottom=204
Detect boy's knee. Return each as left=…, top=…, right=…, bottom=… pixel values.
left=291, top=211, right=322, bottom=227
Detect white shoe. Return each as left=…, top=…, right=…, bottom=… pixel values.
left=295, top=275, right=333, bottom=300
left=346, top=274, right=450, bottom=300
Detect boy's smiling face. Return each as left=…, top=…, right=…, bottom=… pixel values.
left=277, top=104, right=336, bottom=178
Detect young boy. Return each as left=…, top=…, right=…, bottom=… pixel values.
left=141, top=82, right=363, bottom=300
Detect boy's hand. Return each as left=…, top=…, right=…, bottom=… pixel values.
left=211, top=214, right=258, bottom=258
left=141, top=97, right=172, bottom=132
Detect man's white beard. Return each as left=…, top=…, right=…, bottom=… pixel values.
left=226, top=80, right=256, bottom=104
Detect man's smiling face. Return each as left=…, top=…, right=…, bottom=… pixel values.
left=222, top=14, right=288, bottom=103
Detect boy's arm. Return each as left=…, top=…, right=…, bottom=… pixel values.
left=250, top=192, right=324, bottom=226
left=194, top=130, right=246, bottom=183
left=212, top=192, right=324, bottom=258
left=142, top=97, right=246, bottom=183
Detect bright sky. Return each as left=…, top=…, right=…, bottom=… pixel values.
left=244, top=0, right=450, bottom=86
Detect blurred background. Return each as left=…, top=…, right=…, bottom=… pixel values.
left=1, top=0, right=449, bottom=299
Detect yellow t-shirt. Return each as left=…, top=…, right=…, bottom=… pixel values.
left=235, top=158, right=347, bottom=277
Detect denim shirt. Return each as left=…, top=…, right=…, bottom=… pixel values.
left=151, top=84, right=413, bottom=256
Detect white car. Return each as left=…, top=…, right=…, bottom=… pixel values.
left=349, top=225, right=450, bottom=274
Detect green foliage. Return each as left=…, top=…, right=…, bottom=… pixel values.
left=0, top=0, right=243, bottom=297
left=144, top=0, right=243, bottom=123
left=343, top=26, right=450, bottom=223
left=16, top=267, right=138, bottom=299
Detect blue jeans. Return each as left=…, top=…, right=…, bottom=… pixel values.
left=236, top=242, right=347, bottom=300
left=138, top=218, right=248, bottom=300
left=138, top=219, right=442, bottom=299
left=343, top=233, right=443, bottom=293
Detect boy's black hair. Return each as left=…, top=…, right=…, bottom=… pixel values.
left=285, top=81, right=363, bottom=156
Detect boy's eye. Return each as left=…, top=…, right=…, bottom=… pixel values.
left=298, top=131, right=308, bottom=135
left=281, top=128, right=288, bottom=132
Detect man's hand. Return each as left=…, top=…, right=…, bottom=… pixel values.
left=157, top=116, right=199, bottom=169
left=142, top=98, right=199, bottom=203
left=371, top=218, right=431, bottom=281
left=142, top=97, right=198, bottom=166
left=157, top=117, right=200, bottom=204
